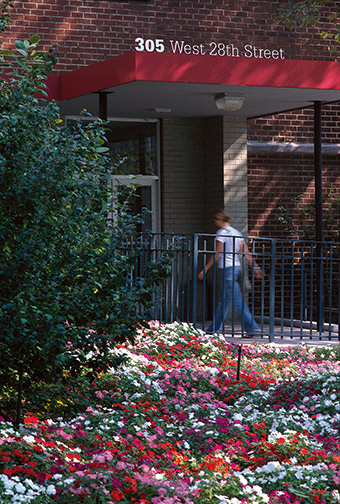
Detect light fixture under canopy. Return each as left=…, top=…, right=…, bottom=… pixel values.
left=214, top=93, right=245, bottom=111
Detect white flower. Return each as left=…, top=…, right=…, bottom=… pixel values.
left=154, top=473, right=165, bottom=480
left=258, top=461, right=281, bottom=473
left=215, top=495, right=228, bottom=502
left=233, top=413, right=243, bottom=421
left=332, top=490, right=340, bottom=501
left=238, top=474, right=248, bottom=486
left=15, top=482, right=26, bottom=493
left=23, top=479, right=39, bottom=490
left=46, top=484, right=56, bottom=495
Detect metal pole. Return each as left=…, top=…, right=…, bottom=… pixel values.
left=314, top=101, right=324, bottom=331
left=314, top=101, right=323, bottom=243
left=192, top=233, right=199, bottom=328
left=269, top=239, right=276, bottom=342
left=98, top=92, right=108, bottom=121
left=236, top=344, right=242, bottom=380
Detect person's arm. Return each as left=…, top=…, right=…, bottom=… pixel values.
left=240, top=240, right=262, bottom=279
left=198, top=240, right=223, bottom=280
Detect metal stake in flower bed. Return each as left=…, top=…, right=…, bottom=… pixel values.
left=236, top=344, right=242, bottom=380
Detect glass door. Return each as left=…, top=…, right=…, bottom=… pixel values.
left=112, top=175, right=160, bottom=233
left=66, top=117, right=161, bottom=233
left=107, top=119, right=160, bottom=233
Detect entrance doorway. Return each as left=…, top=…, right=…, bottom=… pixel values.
left=66, top=117, right=161, bottom=233
left=107, top=119, right=160, bottom=233
left=113, top=175, right=160, bottom=233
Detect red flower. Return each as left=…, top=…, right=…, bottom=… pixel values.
left=22, top=467, right=38, bottom=478
left=111, top=489, right=124, bottom=502
left=37, top=472, right=48, bottom=483
left=24, top=414, right=38, bottom=425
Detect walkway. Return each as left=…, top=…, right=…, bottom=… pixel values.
left=198, top=321, right=339, bottom=347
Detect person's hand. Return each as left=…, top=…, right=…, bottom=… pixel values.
left=254, top=267, right=262, bottom=279
left=198, top=270, right=204, bottom=280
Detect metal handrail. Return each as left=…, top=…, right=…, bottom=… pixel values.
left=122, top=233, right=340, bottom=341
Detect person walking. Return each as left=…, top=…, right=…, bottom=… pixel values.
left=198, top=210, right=262, bottom=337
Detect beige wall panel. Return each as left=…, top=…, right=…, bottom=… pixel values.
left=223, top=116, right=248, bottom=235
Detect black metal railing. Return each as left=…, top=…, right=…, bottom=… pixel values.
left=123, top=233, right=340, bottom=342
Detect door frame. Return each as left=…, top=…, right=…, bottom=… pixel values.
left=113, top=174, right=161, bottom=233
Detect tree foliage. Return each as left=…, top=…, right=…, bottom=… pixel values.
left=0, top=33, right=170, bottom=424
left=276, top=0, right=340, bottom=51
left=0, top=0, right=13, bottom=33
left=276, top=188, right=340, bottom=242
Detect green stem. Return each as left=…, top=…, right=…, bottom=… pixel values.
left=15, top=363, right=24, bottom=428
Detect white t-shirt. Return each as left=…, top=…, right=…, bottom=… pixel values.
left=216, top=225, right=244, bottom=268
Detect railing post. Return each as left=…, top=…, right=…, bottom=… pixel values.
left=316, top=241, right=325, bottom=334
left=269, top=239, right=277, bottom=342
left=192, top=233, right=199, bottom=328
left=338, top=271, right=340, bottom=341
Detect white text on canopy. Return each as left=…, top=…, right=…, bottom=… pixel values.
left=135, top=38, right=285, bottom=59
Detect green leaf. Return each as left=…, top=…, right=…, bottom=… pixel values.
left=12, top=54, right=26, bottom=69
left=29, top=34, right=40, bottom=44
left=15, top=48, right=28, bottom=56
left=95, top=146, right=109, bottom=153
left=288, top=487, right=309, bottom=498
left=14, top=39, right=25, bottom=50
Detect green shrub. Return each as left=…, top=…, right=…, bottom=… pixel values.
left=0, top=32, right=170, bottom=424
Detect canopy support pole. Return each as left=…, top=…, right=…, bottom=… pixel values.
left=98, top=92, right=108, bottom=121
left=314, top=101, right=324, bottom=332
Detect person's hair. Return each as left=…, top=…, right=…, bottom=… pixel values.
left=214, top=209, right=232, bottom=223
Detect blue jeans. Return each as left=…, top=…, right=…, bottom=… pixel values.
left=207, top=266, right=258, bottom=334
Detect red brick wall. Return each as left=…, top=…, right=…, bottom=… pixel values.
left=2, top=0, right=338, bottom=72
left=248, top=154, right=340, bottom=239
left=3, top=0, right=339, bottom=241
left=248, top=103, right=340, bottom=143
left=248, top=101, right=340, bottom=241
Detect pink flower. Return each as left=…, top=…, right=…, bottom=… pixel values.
left=333, top=475, right=340, bottom=485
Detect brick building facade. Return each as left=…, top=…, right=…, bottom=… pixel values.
left=3, top=0, right=339, bottom=238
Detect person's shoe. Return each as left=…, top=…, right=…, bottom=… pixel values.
left=243, top=330, right=261, bottom=338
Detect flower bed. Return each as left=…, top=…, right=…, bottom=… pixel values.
left=0, top=322, right=339, bottom=503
